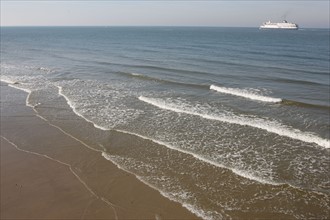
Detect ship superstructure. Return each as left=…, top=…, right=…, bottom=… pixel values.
left=260, top=20, right=298, bottom=30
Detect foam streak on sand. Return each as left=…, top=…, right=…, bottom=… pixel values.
left=0, top=79, right=35, bottom=108
left=138, top=96, right=329, bottom=148
left=1, top=83, right=122, bottom=217
left=0, top=78, right=17, bottom=85
left=210, top=85, right=282, bottom=103
left=0, top=136, right=119, bottom=219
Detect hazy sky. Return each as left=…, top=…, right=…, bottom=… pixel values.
left=1, top=1, right=329, bottom=28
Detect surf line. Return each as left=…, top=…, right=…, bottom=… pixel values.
left=2, top=79, right=219, bottom=219
left=56, top=85, right=213, bottom=219
left=101, top=151, right=213, bottom=220
left=3, top=82, right=108, bottom=153
left=113, top=130, right=330, bottom=196
left=138, top=96, right=329, bottom=149
left=57, top=86, right=109, bottom=131
left=54, top=85, right=327, bottom=188
left=56, top=85, right=210, bottom=218
left=114, top=129, right=282, bottom=186
left=210, top=85, right=282, bottom=103
left=2, top=82, right=123, bottom=215
left=4, top=82, right=103, bottom=153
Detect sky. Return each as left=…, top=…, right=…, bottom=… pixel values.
left=1, top=1, right=329, bottom=28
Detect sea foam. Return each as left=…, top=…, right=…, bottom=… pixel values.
left=114, top=129, right=281, bottom=186
left=0, top=78, right=17, bottom=85
left=57, top=86, right=109, bottom=131
left=210, top=85, right=282, bottom=103
left=55, top=84, right=289, bottom=186
left=102, top=151, right=216, bottom=220
left=138, top=96, right=329, bottom=148
left=0, top=78, right=35, bottom=108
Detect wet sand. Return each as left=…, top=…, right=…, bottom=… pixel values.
left=0, top=83, right=198, bottom=219
left=1, top=137, right=117, bottom=219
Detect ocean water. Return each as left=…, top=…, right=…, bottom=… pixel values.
left=1, top=27, right=329, bottom=219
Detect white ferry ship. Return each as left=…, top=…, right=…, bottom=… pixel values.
left=260, top=20, right=298, bottom=30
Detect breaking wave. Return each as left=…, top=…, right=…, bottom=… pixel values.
left=138, top=96, right=329, bottom=148
left=210, top=85, right=282, bottom=103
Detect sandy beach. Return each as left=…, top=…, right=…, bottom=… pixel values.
left=0, top=83, right=198, bottom=219
left=1, top=22, right=329, bottom=219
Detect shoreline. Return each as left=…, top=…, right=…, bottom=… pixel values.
left=0, top=82, right=199, bottom=219
left=1, top=26, right=330, bottom=219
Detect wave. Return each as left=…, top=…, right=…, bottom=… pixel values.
left=96, top=61, right=212, bottom=78
left=128, top=64, right=209, bottom=76
left=210, top=85, right=282, bottom=103
left=0, top=78, right=16, bottom=84
left=113, top=129, right=283, bottom=186
left=2, top=78, right=211, bottom=219
left=274, top=77, right=328, bottom=87
left=190, top=56, right=328, bottom=77
left=1, top=79, right=297, bottom=187
left=52, top=83, right=282, bottom=187
left=53, top=83, right=288, bottom=186
left=210, top=84, right=329, bottom=109
left=117, top=71, right=209, bottom=89
left=130, top=72, right=142, bottom=76
left=138, top=96, right=329, bottom=149
left=281, top=99, right=330, bottom=110
left=0, top=78, right=19, bottom=85
left=36, top=67, right=53, bottom=73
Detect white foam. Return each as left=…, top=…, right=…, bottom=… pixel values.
left=2, top=81, right=35, bottom=108
left=8, top=84, right=31, bottom=94
left=138, top=96, right=329, bottom=148
left=0, top=78, right=17, bottom=85
left=114, top=129, right=280, bottom=186
left=37, top=67, right=51, bottom=72
left=131, top=72, right=142, bottom=76
left=102, top=151, right=217, bottom=220
left=210, top=85, right=282, bottom=103
left=57, top=86, right=110, bottom=131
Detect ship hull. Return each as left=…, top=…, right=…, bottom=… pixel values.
left=259, top=20, right=299, bottom=30
left=259, top=26, right=298, bottom=30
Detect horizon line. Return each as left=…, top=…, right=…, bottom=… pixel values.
left=0, top=25, right=328, bottom=29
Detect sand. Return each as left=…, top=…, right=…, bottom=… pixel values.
left=0, top=83, right=198, bottom=219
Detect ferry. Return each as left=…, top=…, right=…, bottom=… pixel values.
left=260, top=20, right=298, bottom=30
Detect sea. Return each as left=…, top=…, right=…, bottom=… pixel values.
left=1, top=27, right=329, bottom=219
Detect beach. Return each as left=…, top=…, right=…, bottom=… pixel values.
left=1, top=27, right=329, bottom=219
left=0, top=83, right=198, bottom=219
